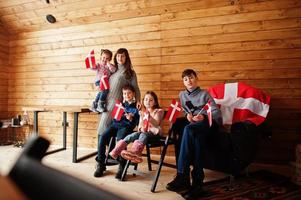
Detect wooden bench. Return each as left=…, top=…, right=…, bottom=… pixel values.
left=22, top=106, right=97, bottom=163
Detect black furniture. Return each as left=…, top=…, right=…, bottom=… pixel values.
left=119, top=125, right=177, bottom=193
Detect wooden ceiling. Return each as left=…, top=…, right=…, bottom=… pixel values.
left=0, top=0, right=156, bottom=34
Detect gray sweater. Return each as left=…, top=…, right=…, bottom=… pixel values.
left=97, top=64, right=141, bottom=135
left=179, top=87, right=222, bottom=125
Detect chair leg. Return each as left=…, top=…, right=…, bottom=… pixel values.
left=134, top=163, right=138, bottom=170
left=131, top=163, right=138, bottom=177
left=146, top=145, right=152, bottom=171
left=121, top=160, right=131, bottom=181
left=150, top=143, right=169, bottom=193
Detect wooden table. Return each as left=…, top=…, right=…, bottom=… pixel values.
left=22, top=106, right=97, bottom=162
left=0, top=176, right=27, bottom=200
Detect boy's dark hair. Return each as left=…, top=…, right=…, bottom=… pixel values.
left=122, top=84, right=135, bottom=93
left=100, top=49, right=113, bottom=60
left=182, top=69, right=197, bottom=78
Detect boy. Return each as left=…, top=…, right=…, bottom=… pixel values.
left=166, top=69, right=222, bottom=199
left=90, top=49, right=116, bottom=113
left=94, top=84, right=140, bottom=178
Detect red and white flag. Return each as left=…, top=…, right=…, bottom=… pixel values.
left=99, top=75, right=109, bottom=91
left=203, top=101, right=212, bottom=127
left=208, top=82, right=270, bottom=126
left=85, top=50, right=96, bottom=69
left=165, top=99, right=182, bottom=123
left=111, top=100, right=124, bottom=121
left=143, top=110, right=150, bottom=132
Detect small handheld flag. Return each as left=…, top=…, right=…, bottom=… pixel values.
left=196, top=101, right=212, bottom=127
left=112, top=100, right=124, bottom=121
left=99, top=75, right=109, bottom=91
left=165, top=99, right=182, bottom=123
left=143, top=110, right=150, bottom=131
left=85, top=50, right=96, bottom=69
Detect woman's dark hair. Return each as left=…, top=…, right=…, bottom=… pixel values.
left=114, top=48, right=134, bottom=80
left=143, top=91, right=160, bottom=109
left=182, top=69, right=197, bottom=78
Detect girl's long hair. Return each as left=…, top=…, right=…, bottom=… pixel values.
left=114, top=48, right=134, bottom=80
left=142, top=91, right=160, bottom=110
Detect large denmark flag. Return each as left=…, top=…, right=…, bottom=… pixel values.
left=111, top=100, right=124, bottom=121
left=208, top=82, right=270, bottom=126
left=165, top=99, right=182, bottom=123
left=99, top=75, right=109, bottom=91
left=85, top=50, right=96, bottom=69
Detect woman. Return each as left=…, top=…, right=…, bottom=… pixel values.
left=97, top=48, right=141, bottom=135
left=95, top=48, right=141, bottom=178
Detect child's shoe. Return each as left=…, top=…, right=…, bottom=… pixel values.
left=121, top=140, right=145, bottom=163
left=96, top=101, right=107, bottom=113
left=90, top=101, right=98, bottom=113
left=109, top=140, right=127, bottom=160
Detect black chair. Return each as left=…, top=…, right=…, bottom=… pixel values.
left=8, top=135, right=124, bottom=200
left=171, top=116, right=268, bottom=190
left=206, top=120, right=272, bottom=189
left=119, top=125, right=176, bottom=192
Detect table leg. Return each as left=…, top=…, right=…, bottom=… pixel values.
left=63, top=111, right=67, bottom=149
left=72, top=112, right=79, bottom=163
left=45, top=111, right=67, bottom=155
left=72, top=112, right=97, bottom=163
left=33, top=111, right=39, bottom=135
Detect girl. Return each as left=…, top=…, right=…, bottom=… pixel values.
left=90, top=49, right=116, bottom=113
left=109, top=91, right=164, bottom=163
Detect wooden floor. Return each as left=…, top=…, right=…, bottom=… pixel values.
left=0, top=144, right=292, bottom=200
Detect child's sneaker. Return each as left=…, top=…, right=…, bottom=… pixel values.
left=109, top=140, right=127, bottom=160
left=96, top=101, right=107, bottom=113
left=90, top=101, right=98, bottom=113
left=121, top=140, right=144, bottom=163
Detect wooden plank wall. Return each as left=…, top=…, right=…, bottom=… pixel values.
left=4, top=0, right=301, bottom=163
left=0, top=24, right=9, bottom=141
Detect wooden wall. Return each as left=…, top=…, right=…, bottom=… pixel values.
left=0, top=24, right=9, bottom=141
left=1, top=0, right=301, bottom=163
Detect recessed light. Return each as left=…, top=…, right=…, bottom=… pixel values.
left=46, top=14, right=56, bottom=23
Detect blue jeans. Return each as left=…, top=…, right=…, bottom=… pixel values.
left=95, top=89, right=109, bottom=102
left=123, top=131, right=160, bottom=145
left=177, top=118, right=217, bottom=184
left=97, top=123, right=133, bottom=163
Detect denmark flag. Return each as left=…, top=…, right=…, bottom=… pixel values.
left=99, top=75, right=109, bottom=91
left=85, top=50, right=96, bottom=69
left=208, top=82, right=270, bottom=126
left=200, top=101, right=212, bottom=127
left=165, top=99, right=182, bottom=123
left=111, top=100, right=124, bottom=121
left=143, top=110, right=150, bottom=132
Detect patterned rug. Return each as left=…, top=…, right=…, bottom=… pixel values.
left=199, top=170, right=301, bottom=200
